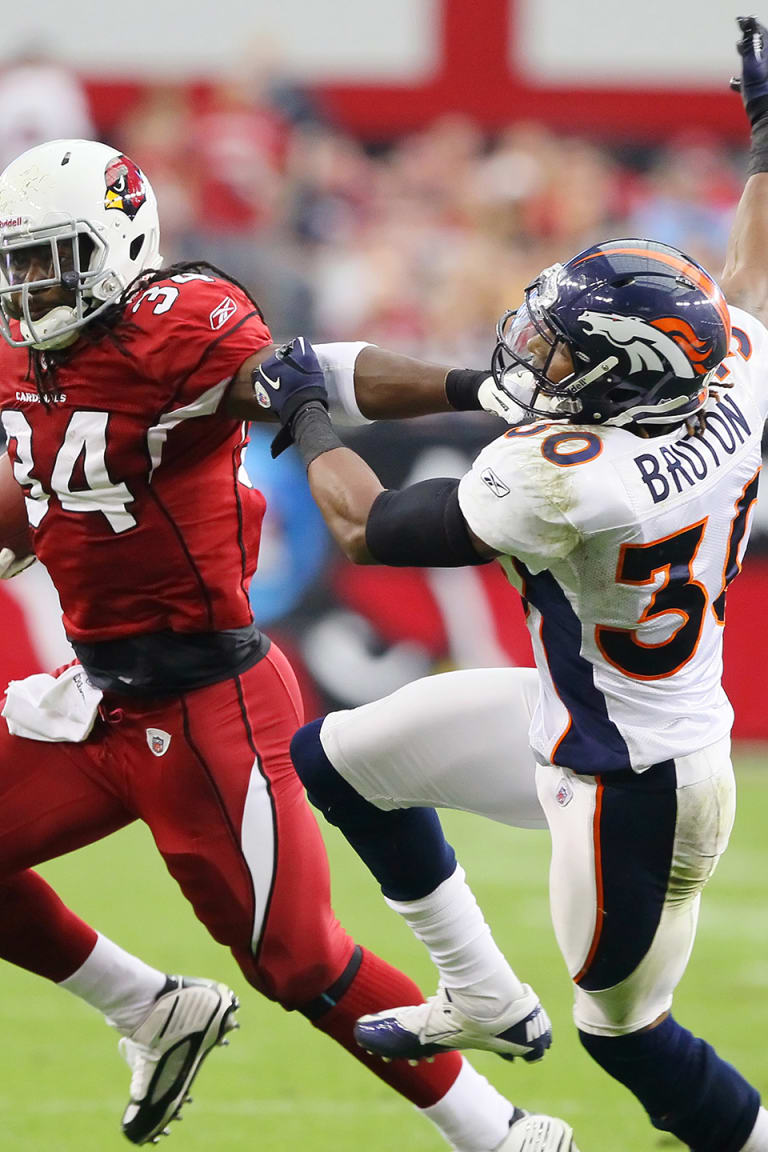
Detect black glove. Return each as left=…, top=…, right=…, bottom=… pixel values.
left=251, top=337, right=329, bottom=457
left=730, top=16, right=768, bottom=126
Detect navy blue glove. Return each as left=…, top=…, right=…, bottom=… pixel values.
left=251, top=337, right=329, bottom=457
left=730, top=16, right=768, bottom=125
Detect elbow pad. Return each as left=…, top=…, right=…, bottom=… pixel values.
left=365, top=478, right=488, bottom=567
left=313, top=342, right=374, bottom=426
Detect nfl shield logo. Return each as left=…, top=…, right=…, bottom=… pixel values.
left=555, top=778, right=573, bottom=807
left=146, top=728, right=172, bottom=757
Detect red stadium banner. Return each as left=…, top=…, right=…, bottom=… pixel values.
left=83, top=0, right=746, bottom=140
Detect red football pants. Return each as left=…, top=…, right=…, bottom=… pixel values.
left=0, top=644, right=355, bottom=1006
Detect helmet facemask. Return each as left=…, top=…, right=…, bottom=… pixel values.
left=491, top=264, right=621, bottom=423
left=0, top=220, right=118, bottom=350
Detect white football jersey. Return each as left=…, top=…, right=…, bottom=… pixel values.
left=458, top=306, right=767, bottom=774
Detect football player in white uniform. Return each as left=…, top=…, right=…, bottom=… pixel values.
left=242, top=16, right=768, bottom=1152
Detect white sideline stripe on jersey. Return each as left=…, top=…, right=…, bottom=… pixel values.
left=239, top=753, right=277, bottom=953
left=146, top=377, right=231, bottom=477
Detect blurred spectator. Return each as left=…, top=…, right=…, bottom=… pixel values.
left=119, top=85, right=196, bottom=260
left=181, top=76, right=310, bottom=334
left=189, top=79, right=286, bottom=240
left=285, top=126, right=372, bottom=246
left=179, top=37, right=326, bottom=335
left=0, top=45, right=93, bottom=171
left=628, top=135, right=742, bottom=275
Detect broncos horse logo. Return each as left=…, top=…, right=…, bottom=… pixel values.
left=577, top=311, right=714, bottom=379
left=104, top=155, right=147, bottom=221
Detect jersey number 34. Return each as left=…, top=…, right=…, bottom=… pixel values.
left=1, top=409, right=136, bottom=534
left=595, top=469, right=760, bottom=680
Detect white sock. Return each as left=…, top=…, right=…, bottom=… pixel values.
left=420, top=1058, right=514, bottom=1151
left=385, top=865, right=526, bottom=1020
left=58, top=932, right=168, bottom=1035
left=741, top=1106, right=768, bottom=1151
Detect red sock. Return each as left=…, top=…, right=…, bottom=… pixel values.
left=0, top=871, right=98, bottom=981
left=311, top=946, right=462, bottom=1108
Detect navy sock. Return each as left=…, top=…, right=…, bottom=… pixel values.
left=291, top=719, right=457, bottom=901
left=580, top=1017, right=760, bottom=1152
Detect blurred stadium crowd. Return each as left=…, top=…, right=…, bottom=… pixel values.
left=113, top=93, right=746, bottom=359
left=0, top=49, right=745, bottom=360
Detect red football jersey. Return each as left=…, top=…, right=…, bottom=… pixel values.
left=0, top=273, right=271, bottom=642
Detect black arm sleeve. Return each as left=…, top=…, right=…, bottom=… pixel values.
left=365, top=478, right=490, bottom=567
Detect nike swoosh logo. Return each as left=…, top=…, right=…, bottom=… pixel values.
left=259, top=367, right=281, bottom=389
left=423, top=1025, right=462, bottom=1042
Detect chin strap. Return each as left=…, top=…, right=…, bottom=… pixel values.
left=21, top=305, right=81, bottom=351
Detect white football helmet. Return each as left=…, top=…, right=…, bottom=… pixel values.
left=0, top=138, right=161, bottom=350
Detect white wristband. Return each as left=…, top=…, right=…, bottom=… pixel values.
left=314, top=341, right=374, bottom=426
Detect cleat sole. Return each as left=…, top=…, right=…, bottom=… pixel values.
left=123, top=984, right=239, bottom=1145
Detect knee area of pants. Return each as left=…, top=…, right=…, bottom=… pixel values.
left=252, top=954, right=347, bottom=1009
left=290, top=718, right=343, bottom=809
left=275, top=946, right=364, bottom=1017
left=290, top=718, right=326, bottom=784
left=290, top=718, right=373, bottom=825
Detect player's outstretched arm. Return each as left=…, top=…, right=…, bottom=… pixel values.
left=345, top=346, right=488, bottom=419
left=306, top=446, right=498, bottom=566
left=721, top=16, right=768, bottom=324
left=224, top=342, right=493, bottom=423
left=236, top=338, right=497, bottom=564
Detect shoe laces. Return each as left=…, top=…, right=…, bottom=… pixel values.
left=418, top=988, right=462, bottom=1041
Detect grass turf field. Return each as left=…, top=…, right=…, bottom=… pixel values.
left=1, top=752, right=766, bottom=1152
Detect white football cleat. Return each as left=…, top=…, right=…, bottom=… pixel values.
left=497, top=1111, right=579, bottom=1151
left=354, top=983, right=551, bottom=1063
left=119, top=977, right=239, bottom=1145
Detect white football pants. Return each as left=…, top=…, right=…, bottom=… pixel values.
left=320, top=667, right=544, bottom=828
left=320, top=667, right=736, bottom=1035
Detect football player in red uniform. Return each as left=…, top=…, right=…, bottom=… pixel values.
left=0, top=139, right=565, bottom=1152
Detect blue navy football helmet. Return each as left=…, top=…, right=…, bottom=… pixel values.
left=491, top=239, right=731, bottom=427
